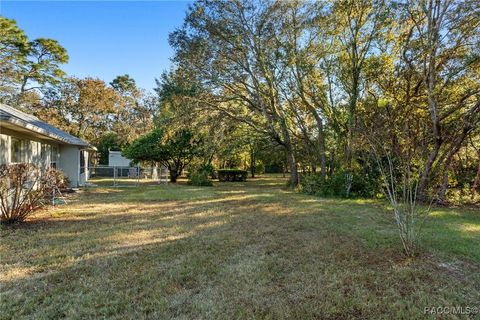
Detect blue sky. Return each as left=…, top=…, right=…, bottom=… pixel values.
left=0, top=1, right=192, bottom=92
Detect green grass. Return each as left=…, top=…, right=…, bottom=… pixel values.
left=1, top=176, right=479, bottom=319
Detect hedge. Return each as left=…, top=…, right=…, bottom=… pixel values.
left=217, top=169, right=247, bottom=182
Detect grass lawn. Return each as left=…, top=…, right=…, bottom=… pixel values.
left=1, top=176, right=479, bottom=319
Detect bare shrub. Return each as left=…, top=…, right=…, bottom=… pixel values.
left=371, top=149, right=431, bottom=257
left=0, top=164, right=66, bottom=224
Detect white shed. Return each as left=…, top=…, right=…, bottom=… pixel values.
left=108, top=151, right=131, bottom=167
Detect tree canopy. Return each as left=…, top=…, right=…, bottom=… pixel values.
left=122, top=127, right=205, bottom=182
left=161, top=0, right=480, bottom=202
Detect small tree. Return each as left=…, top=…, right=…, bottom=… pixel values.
left=0, top=164, right=65, bottom=224
left=122, top=128, right=204, bottom=182
left=371, top=150, right=430, bottom=257
left=360, top=104, right=432, bottom=257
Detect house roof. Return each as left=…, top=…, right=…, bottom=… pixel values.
left=0, top=103, right=94, bottom=149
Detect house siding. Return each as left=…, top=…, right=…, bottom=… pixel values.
left=1, top=104, right=93, bottom=188
left=0, top=128, right=59, bottom=169
left=58, top=145, right=81, bottom=187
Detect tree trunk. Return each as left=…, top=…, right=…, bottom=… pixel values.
left=307, top=108, right=327, bottom=179
left=419, top=0, right=442, bottom=202
left=472, top=150, right=480, bottom=197
left=170, top=172, right=178, bottom=183
left=418, top=141, right=441, bottom=201
left=169, top=166, right=179, bottom=183
left=286, top=149, right=298, bottom=187
left=437, top=129, right=469, bottom=203
left=250, top=147, right=255, bottom=178
left=279, top=118, right=299, bottom=187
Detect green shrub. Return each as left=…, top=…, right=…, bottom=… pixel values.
left=197, top=163, right=216, bottom=178
left=254, top=163, right=265, bottom=175
left=188, top=170, right=213, bottom=186
left=300, top=174, right=327, bottom=195
left=300, top=171, right=381, bottom=198
left=217, top=169, right=247, bottom=182
left=187, top=163, right=214, bottom=186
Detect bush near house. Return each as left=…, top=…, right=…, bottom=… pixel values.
left=0, top=163, right=67, bottom=224
left=217, top=169, right=247, bottom=182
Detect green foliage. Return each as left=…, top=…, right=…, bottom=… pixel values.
left=188, top=170, right=213, bottom=187
left=95, top=132, right=123, bottom=165
left=0, top=16, right=28, bottom=100
left=122, top=128, right=164, bottom=163
left=0, top=17, right=68, bottom=103
left=255, top=162, right=265, bottom=175
left=23, top=38, right=68, bottom=89
left=217, top=169, right=247, bottom=182
left=300, top=171, right=381, bottom=198
left=188, top=163, right=215, bottom=186
left=110, top=74, right=137, bottom=93
left=196, top=163, right=215, bottom=177
left=123, top=127, right=205, bottom=182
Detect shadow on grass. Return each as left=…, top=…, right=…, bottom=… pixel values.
left=1, top=175, right=479, bottom=318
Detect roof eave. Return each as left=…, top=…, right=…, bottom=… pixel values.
left=3, top=117, right=91, bottom=148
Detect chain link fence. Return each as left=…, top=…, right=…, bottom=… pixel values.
left=84, top=165, right=169, bottom=187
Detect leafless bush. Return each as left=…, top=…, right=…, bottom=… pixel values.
left=371, top=149, right=430, bottom=257
left=0, top=164, right=66, bottom=224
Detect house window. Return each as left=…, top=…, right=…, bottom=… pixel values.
left=11, top=138, right=24, bottom=163
left=51, top=146, right=58, bottom=168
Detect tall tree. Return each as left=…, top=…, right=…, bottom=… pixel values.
left=0, top=16, right=28, bottom=101
left=170, top=0, right=302, bottom=186
left=19, top=38, right=68, bottom=93
left=0, top=16, right=68, bottom=105
left=40, top=77, right=119, bottom=142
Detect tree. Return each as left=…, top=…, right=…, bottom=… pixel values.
left=110, top=74, right=157, bottom=142
left=0, top=16, right=68, bottom=105
left=0, top=16, right=28, bottom=101
left=110, top=74, right=138, bottom=93
left=96, top=132, right=123, bottom=165
left=169, top=0, right=301, bottom=187
left=410, top=0, right=480, bottom=202
left=122, top=128, right=204, bottom=182
left=166, top=0, right=479, bottom=202
left=19, top=38, right=68, bottom=93
left=40, top=77, right=119, bottom=142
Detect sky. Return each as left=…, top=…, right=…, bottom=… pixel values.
left=0, top=1, right=192, bottom=92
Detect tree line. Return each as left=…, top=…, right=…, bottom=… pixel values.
left=160, top=0, right=479, bottom=203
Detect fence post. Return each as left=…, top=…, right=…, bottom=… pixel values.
left=137, top=165, right=140, bottom=187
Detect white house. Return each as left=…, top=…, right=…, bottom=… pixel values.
left=0, top=103, right=95, bottom=187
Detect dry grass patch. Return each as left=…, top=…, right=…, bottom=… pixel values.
left=1, top=176, right=479, bottom=319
